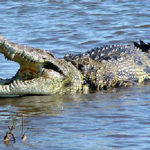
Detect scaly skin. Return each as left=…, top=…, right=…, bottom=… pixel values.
left=0, top=35, right=150, bottom=97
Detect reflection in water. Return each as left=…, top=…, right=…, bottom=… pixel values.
left=0, top=84, right=149, bottom=117
left=0, top=94, right=97, bottom=116
left=0, top=95, right=70, bottom=116
left=0, top=89, right=126, bottom=117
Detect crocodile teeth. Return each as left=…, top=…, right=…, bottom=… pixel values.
left=13, top=80, right=18, bottom=87
left=10, top=83, right=15, bottom=88
left=10, top=53, right=15, bottom=59
left=3, top=85, right=10, bottom=92
left=18, top=52, right=22, bottom=56
left=17, top=80, right=24, bottom=86
left=7, top=51, right=11, bottom=55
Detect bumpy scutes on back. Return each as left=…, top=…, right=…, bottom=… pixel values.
left=64, top=43, right=150, bottom=90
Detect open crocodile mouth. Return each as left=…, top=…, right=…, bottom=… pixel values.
left=0, top=36, right=64, bottom=97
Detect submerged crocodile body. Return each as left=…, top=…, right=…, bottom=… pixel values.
left=0, top=35, right=150, bottom=97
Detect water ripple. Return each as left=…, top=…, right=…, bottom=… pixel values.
left=0, top=0, right=150, bottom=149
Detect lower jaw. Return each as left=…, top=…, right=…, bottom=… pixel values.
left=0, top=77, right=51, bottom=97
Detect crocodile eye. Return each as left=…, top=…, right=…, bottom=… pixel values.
left=43, top=62, right=63, bottom=74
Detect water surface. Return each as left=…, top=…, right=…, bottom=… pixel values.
left=0, top=0, right=150, bottom=149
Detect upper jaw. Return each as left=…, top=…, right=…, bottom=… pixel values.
left=0, top=35, right=67, bottom=76
left=0, top=35, right=55, bottom=63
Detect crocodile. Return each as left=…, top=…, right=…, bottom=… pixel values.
left=0, top=35, right=150, bottom=97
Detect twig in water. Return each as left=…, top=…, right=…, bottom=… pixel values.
left=8, top=126, right=15, bottom=143
left=3, top=131, right=10, bottom=145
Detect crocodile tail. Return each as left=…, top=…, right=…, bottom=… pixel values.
left=134, top=40, right=150, bottom=53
